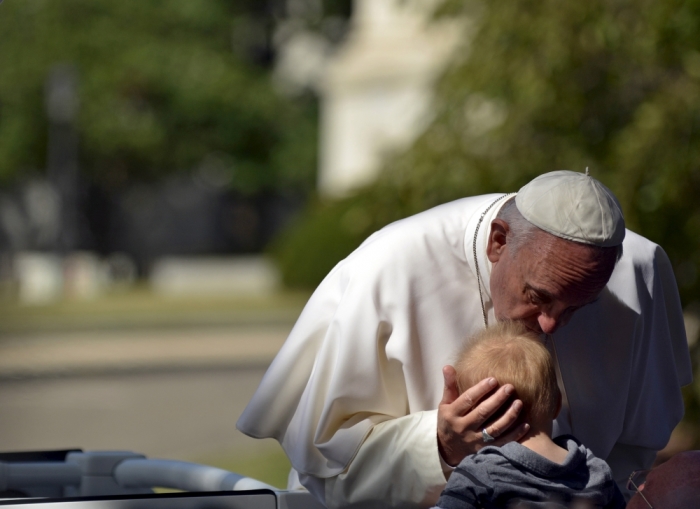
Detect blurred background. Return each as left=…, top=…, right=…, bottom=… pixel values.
left=1, top=0, right=700, bottom=489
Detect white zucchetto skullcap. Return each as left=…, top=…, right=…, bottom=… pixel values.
left=515, top=170, right=625, bottom=247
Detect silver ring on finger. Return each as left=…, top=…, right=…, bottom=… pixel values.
left=482, top=428, right=495, bottom=443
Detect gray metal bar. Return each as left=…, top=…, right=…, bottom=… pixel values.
left=0, top=461, right=81, bottom=490
left=113, top=459, right=277, bottom=492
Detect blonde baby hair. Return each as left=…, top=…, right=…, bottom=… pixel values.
left=455, top=321, right=561, bottom=426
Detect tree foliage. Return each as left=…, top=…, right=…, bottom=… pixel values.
left=276, top=0, right=700, bottom=300
left=0, top=0, right=319, bottom=194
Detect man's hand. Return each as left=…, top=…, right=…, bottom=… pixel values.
left=437, top=365, right=529, bottom=466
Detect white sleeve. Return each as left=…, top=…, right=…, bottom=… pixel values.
left=600, top=240, right=691, bottom=499
left=298, top=411, right=448, bottom=509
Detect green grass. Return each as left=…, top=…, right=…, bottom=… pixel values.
left=0, top=286, right=311, bottom=335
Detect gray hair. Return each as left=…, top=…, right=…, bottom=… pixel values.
left=496, top=197, right=623, bottom=263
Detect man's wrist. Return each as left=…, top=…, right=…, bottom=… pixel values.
left=438, top=448, right=456, bottom=479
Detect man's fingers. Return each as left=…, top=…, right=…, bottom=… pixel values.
left=452, top=377, right=500, bottom=415
left=440, top=365, right=460, bottom=405
left=439, top=379, right=528, bottom=462
left=482, top=398, right=523, bottom=439
left=492, top=421, right=530, bottom=446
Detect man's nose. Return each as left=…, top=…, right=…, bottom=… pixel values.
left=537, top=313, right=559, bottom=334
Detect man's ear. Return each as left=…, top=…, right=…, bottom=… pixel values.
left=486, top=219, right=509, bottom=263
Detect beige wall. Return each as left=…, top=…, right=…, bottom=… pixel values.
left=318, top=0, right=464, bottom=197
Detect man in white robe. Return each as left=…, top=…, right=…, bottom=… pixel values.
left=237, top=171, right=692, bottom=508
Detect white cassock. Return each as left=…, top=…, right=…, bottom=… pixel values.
left=237, top=194, right=692, bottom=508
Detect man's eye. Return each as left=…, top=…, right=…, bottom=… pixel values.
left=529, top=293, right=542, bottom=305
left=562, top=307, right=577, bottom=319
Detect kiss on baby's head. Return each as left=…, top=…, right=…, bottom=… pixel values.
left=438, top=322, right=626, bottom=509
left=454, top=321, right=561, bottom=429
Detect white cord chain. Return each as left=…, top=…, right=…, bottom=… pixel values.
left=473, top=194, right=515, bottom=327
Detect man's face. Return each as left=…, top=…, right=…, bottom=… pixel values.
left=487, top=221, right=613, bottom=335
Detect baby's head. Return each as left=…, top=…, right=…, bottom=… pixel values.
left=455, top=321, right=561, bottom=429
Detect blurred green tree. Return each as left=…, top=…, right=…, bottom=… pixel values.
left=275, top=0, right=700, bottom=300
left=0, top=0, right=334, bottom=195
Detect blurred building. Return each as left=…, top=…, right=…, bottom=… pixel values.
left=317, top=0, right=463, bottom=197
left=0, top=173, right=297, bottom=302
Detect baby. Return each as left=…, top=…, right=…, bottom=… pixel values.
left=435, top=321, right=625, bottom=509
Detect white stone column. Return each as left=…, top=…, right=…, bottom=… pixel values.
left=318, top=0, right=463, bottom=197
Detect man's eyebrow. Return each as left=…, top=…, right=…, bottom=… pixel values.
left=524, top=283, right=554, bottom=301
